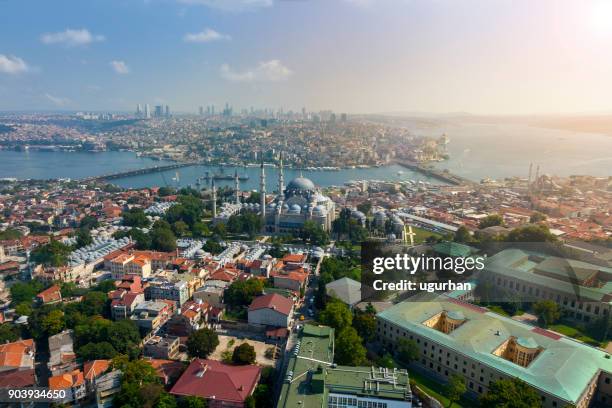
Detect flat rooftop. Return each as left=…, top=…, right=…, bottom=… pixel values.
left=377, top=295, right=612, bottom=404
left=276, top=324, right=410, bottom=408
left=485, top=249, right=612, bottom=302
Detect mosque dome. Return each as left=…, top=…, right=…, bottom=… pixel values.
left=286, top=177, right=316, bottom=192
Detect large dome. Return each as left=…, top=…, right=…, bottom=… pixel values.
left=286, top=177, right=316, bottom=192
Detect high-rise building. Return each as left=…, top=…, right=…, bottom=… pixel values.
left=165, top=105, right=170, bottom=117
left=154, top=105, right=163, bottom=118
left=144, top=104, right=151, bottom=119
left=136, top=104, right=142, bottom=117
left=198, top=106, right=204, bottom=116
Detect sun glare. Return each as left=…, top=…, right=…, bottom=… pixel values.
left=591, top=0, right=612, bottom=34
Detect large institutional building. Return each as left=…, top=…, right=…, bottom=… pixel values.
left=277, top=324, right=413, bottom=408
left=377, top=296, right=612, bottom=408
left=261, top=155, right=336, bottom=234
left=482, top=248, right=612, bottom=324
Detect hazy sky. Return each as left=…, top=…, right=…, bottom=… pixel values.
left=2, top=0, right=612, bottom=114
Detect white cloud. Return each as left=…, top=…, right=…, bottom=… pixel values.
left=44, top=93, right=70, bottom=107
left=220, top=60, right=292, bottom=82
left=177, top=0, right=273, bottom=12
left=0, top=54, right=29, bottom=74
left=110, top=60, right=130, bottom=74
left=41, top=28, right=105, bottom=47
left=184, top=28, right=231, bottom=43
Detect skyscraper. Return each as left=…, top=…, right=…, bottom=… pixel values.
left=165, top=105, right=170, bottom=117
left=199, top=106, right=204, bottom=116
left=154, top=105, right=163, bottom=118
left=144, top=104, right=151, bottom=119
left=136, top=104, right=142, bottom=117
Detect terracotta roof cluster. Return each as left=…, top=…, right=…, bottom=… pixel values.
left=49, top=369, right=84, bottom=390
left=0, top=339, right=35, bottom=370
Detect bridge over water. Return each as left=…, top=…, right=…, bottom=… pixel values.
left=394, top=160, right=473, bottom=185
left=82, top=162, right=198, bottom=182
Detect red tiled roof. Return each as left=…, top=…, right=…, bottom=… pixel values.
left=0, top=339, right=34, bottom=369
left=282, top=253, right=307, bottom=263
left=83, top=360, right=110, bottom=381
left=170, top=359, right=260, bottom=402
left=248, top=293, right=294, bottom=316
left=36, top=284, right=61, bottom=303
left=0, top=368, right=36, bottom=387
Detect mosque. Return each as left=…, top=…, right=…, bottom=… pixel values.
left=261, top=154, right=336, bottom=234
left=211, top=154, right=336, bottom=234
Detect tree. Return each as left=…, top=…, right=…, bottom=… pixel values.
left=0, top=323, right=20, bottom=343
left=172, top=221, right=190, bottom=237
left=107, top=320, right=141, bottom=355
left=225, top=279, right=264, bottom=308
left=353, top=311, right=376, bottom=343
left=158, top=186, right=176, bottom=197
left=187, top=328, right=219, bottom=359
left=79, top=215, right=99, bottom=230
left=212, top=222, right=227, bottom=238
left=301, top=220, right=329, bottom=246
left=319, top=300, right=352, bottom=331
left=80, top=291, right=109, bottom=316
left=155, top=391, right=178, bottom=408
left=507, top=225, right=557, bottom=242
left=202, top=238, right=223, bottom=254
left=357, top=201, right=372, bottom=215
left=121, top=208, right=150, bottom=228
left=396, top=338, right=418, bottom=364
left=334, top=327, right=366, bottom=366
left=0, top=228, right=22, bottom=240
left=533, top=300, right=560, bottom=328
left=232, top=343, right=256, bottom=365
left=529, top=212, right=547, bottom=223
left=454, top=226, right=472, bottom=243
left=446, top=374, right=466, bottom=407
left=478, top=214, right=504, bottom=229
left=10, top=280, right=44, bottom=305
left=252, top=384, right=271, bottom=408
left=112, top=358, right=163, bottom=408
left=178, top=396, right=207, bottom=408
left=75, top=228, right=93, bottom=248
left=30, top=240, right=72, bottom=266
left=480, top=378, right=542, bottom=408
left=78, top=341, right=118, bottom=360
left=150, top=226, right=177, bottom=252
left=14, top=302, right=32, bottom=317
left=41, top=309, right=65, bottom=336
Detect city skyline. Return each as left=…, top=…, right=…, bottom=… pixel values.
left=3, top=1, right=612, bottom=114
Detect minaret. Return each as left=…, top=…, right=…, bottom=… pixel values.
left=234, top=170, right=240, bottom=204
left=260, top=159, right=266, bottom=224
left=211, top=179, right=217, bottom=218
left=278, top=152, right=285, bottom=194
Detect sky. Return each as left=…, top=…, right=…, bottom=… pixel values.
left=2, top=0, right=612, bottom=114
